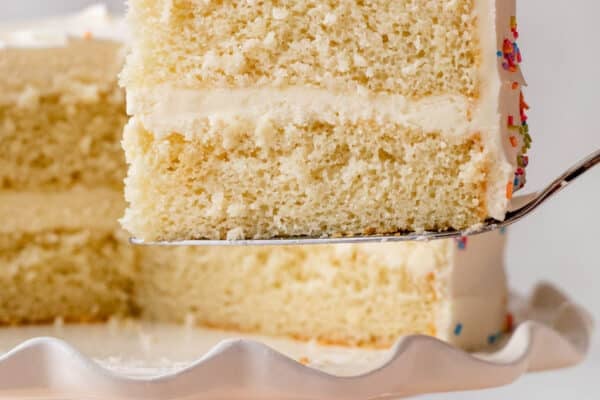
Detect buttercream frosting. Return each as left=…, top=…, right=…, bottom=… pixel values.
left=0, top=189, right=125, bottom=233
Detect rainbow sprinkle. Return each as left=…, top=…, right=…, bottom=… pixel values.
left=517, top=155, right=529, bottom=168
left=456, top=237, right=468, bottom=250
left=499, top=16, right=532, bottom=198
left=454, top=323, right=463, bottom=336
left=488, top=332, right=502, bottom=345
left=504, top=313, right=515, bottom=333
left=498, top=38, right=521, bottom=72
left=497, top=16, right=523, bottom=73
left=510, top=16, right=518, bottom=37
left=506, top=182, right=514, bottom=200
left=513, top=167, right=526, bottom=190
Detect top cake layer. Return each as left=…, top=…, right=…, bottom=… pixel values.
left=123, top=0, right=480, bottom=97
left=0, top=5, right=126, bottom=103
left=0, top=6, right=128, bottom=191
left=0, top=4, right=125, bottom=47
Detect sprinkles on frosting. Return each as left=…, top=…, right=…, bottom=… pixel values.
left=456, top=237, right=468, bottom=250
left=454, top=323, right=463, bottom=336
left=487, top=332, right=502, bottom=345
left=498, top=16, right=532, bottom=199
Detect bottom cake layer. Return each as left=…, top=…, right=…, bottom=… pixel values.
left=0, top=229, right=137, bottom=324
left=136, top=237, right=507, bottom=350
left=122, top=116, right=492, bottom=241
left=0, top=211, right=506, bottom=350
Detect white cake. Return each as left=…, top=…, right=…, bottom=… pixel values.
left=0, top=5, right=510, bottom=350
left=138, top=231, right=509, bottom=350
left=0, top=5, right=136, bottom=323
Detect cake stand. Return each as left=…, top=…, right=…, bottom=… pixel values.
left=0, top=282, right=591, bottom=400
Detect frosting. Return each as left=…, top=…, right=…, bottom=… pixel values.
left=129, top=87, right=478, bottom=138
left=0, top=189, right=125, bottom=233
left=438, top=229, right=509, bottom=348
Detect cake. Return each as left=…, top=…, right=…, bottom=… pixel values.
left=0, top=5, right=509, bottom=351
left=138, top=233, right=509, bottom=349
left=0, top=6, right=137, bottom=323
left=120, top=0, right=531, bottom=241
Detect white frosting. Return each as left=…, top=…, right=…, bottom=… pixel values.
left=128, top=87, right=474, bottom=137
left=438, top=229, right=508, bottom=348
left=0, top=4, right=126, bottom=48
left=0, top=189, right=125, bottom=233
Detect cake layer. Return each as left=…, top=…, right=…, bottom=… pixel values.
left=0, top=38, right=124, bottom=105
left=0, top=229, right=137, bottom=324
left=136, top=232, right=507, bottom=350
left=123, top=0, right=479, bottom=97
left=0, top=5, right=125, bottom=103
left=0, top=84, right=127, bottom=191
left=0, top=6, right=127, bottom=191
left=123, top=115, right=490, bottom=240
left=0, top=188, right=125, bottom=233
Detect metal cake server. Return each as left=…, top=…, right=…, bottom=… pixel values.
left=133, top=149, right=599, bottom=246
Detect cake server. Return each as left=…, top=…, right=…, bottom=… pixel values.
left=132, top=149, right=599, bottom=246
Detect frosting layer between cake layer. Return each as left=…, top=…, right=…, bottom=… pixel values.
left=0, top=189, right=125, bottom=233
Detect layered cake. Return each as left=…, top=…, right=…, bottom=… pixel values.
left=121, top=0, right=531, bottom=241
left=0, top=6, right=137, bottom=323
left=0, top=5, right=510, bottom=350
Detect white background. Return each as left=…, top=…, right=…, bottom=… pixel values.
left=1, top=1, right=599, bottom=398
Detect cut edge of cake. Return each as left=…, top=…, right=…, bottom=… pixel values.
left=120, top=0, right=532, bottom=241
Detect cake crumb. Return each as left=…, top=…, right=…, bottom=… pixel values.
left=226, top=227, right=245, bottom=240
left=298, top=356, right=310, bottom=365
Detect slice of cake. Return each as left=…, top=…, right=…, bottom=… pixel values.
left=121, top=0, right=531, bottom=241
left=0, top=6, right=508, bottom=351
left=0, top=6, right=137, bottom=323
left=137, top=231, right=508, bottom=350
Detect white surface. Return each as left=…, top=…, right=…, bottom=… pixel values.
left=0, top=284, right=592, bottom=399
left=0, top=1, right=599, bottom=398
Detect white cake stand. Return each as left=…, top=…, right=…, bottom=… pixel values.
left=0, top=282, right=592, bottom=400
